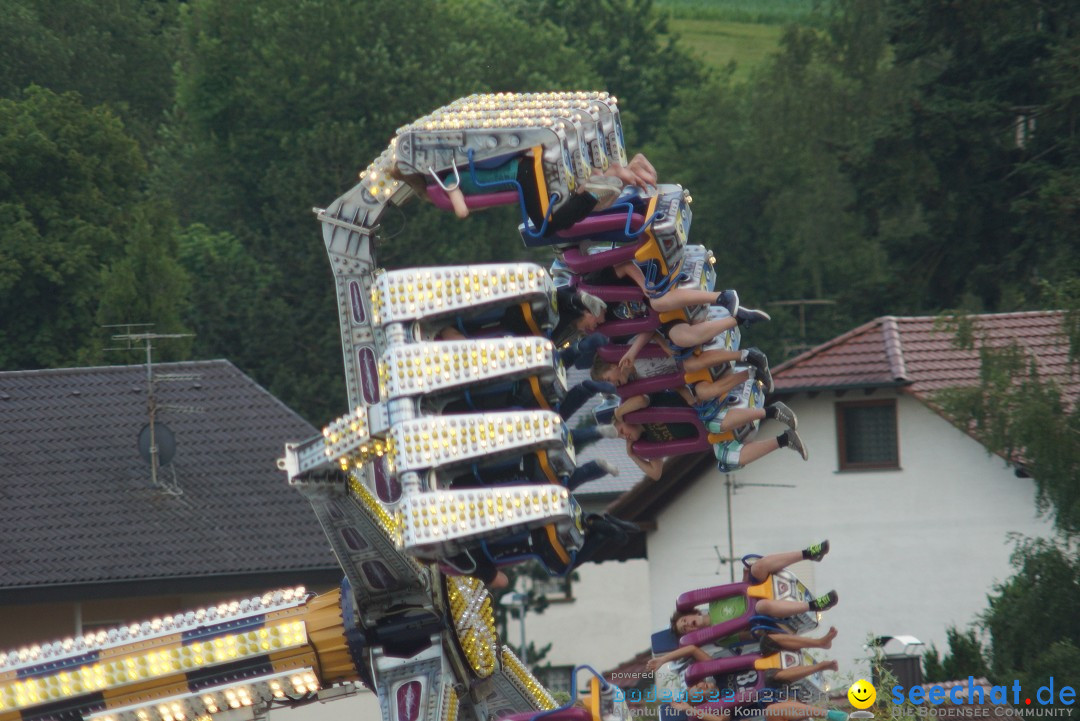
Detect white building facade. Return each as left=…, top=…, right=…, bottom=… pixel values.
left=643, top=389, right=1049, bottom=675
left=610, top=312, right=1071, bottom=678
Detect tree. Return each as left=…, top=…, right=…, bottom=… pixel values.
left=96, top=205, right=193, bottom=363
left=506, top=0, right=705, bottom=147
left=0, top=87, right=189, bottom=369
left=852, top=0, right=1080, bottom=312
left=175, top=224, right=270, bottom=369
left=935, top=301, right=1080, bottom=693
left=922, top=627, right=991, bottom=683
left=162, top=0, right=600, bottom=422
left=0, top=0, right=179, bottom=145
left=983, top=539, right=1080, bottom=697
left=648, top=1, right=908, bottom=358
left=936, top=306, right=1080, bottom=534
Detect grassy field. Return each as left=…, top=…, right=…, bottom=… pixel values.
left=656, top=0, right=816, bottom=78
left=668, top=18, right=786, bottom=78
left=655, top=0, right=815, bottom=24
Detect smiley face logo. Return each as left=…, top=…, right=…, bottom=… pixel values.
left=848, top=679, right=876, bottom=709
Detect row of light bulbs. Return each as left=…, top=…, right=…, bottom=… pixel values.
left=0, top=590, right=306, bottom=669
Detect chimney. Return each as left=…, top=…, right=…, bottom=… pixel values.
left=872, top=635, right=926, bottom=690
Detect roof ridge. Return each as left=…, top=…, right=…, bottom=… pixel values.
left=774, top=310, right=1068, bottom=375
left=0, top=359, right=232, bottom=377
left=882, top=316, right=908, bottom=381
left=896, top=310, right=1065, bottom=322
left=221, top=358, right=319, bottom=431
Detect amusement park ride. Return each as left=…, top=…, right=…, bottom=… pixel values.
left=0, top=93, right=834, bottom=721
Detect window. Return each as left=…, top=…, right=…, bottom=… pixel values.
left=530, top=575, right=573, bottom=602
left=836, top=399, right=899, bottom=470
left=534, top=665, right=574, bottom=696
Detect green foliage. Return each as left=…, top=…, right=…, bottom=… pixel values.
left=1, top=0, right=1077, bottom=441
left=649, top=1, right=904, bottom=356
left=852, top=0, right=1080, bottom=312
left=161, top=0, right=602, bottom=421
left=984, top=538, right=1080, bottom=699
left=936, top=334, right=1080, bottom=535
left=922, top=627, right=991, bottom=683
left=934, top=305, right=1079, bottom=691
left=96, top=206, right=193, bottom=363
left=509, top=0, right=704, bottom=147
left=0, top=0, right=179, bottom=145
left=0, top=87, right=188, bottom=368
left=665, top=18, right=788, bottom=80
left=175, top=225, right=270, bottom=369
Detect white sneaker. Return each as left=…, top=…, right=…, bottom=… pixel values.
left=596, top=459, right=620, bottom=476
left=596, top=424, right=619, bottom=439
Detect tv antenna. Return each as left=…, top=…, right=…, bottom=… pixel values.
left=768, top=299, right=837, bottom=357
left=105, top=324, right=198, bottom=495
left=716, top=474, right=796, bottom=581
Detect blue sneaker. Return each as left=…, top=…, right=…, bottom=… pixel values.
left=714, top=289, right=739, bottom=316
left=735, top=306, right=771, bottom=327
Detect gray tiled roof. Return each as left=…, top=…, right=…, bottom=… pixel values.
left=0, top=361, right=339, bottom=593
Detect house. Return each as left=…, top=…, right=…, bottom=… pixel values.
left=607, top=311, right=1071, bottom=675
left=0, top=359, right=651, bottom=714
left=0, top=360, right=380, bottom=720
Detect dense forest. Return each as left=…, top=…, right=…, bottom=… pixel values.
left=2, top=0, right=1078, bottom=691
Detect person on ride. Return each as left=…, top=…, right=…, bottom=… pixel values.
left=441, top=151, right=658, bottom=232
left=591, top=344, right=774, bottom=400
left=670, top=542, right=837, bottom=636
left=612, top=392, right=806, bottom=481
left=617, top=303, right=770, bottom=369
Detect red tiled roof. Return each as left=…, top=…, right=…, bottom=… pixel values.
left=774, top=311, right=1077, bottom=405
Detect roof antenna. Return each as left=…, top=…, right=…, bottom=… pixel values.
left=768, top=299, right=837, bottom=357
left=105, top=324, right=197, bottom=494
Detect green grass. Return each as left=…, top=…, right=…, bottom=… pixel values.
left=655, top=0, right=815, bottom=24
left=667, top=18, right=787, bottom=79
left=655, top=0, right=818, bottom=79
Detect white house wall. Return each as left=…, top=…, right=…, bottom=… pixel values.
left=525, top=558, right=652, bottom=675
left=646, top=390, right=1053, bottom=678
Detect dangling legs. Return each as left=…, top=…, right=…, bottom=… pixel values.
left=772, top=659, right=840, bottom=684
left=749, top=550, right=807, bottom=581
left=764, top=627, right=838, bottom=651
left=666, top=317, right=738, bottom=349
left=683, top=348, right=742, bottom=372
left=712, top=407, right=767, bottom=432
left=651, top=288, right=738, bottom=313
left=691, top=370, right=751, bottom=401
left=756, top=589, right=838, bottom=617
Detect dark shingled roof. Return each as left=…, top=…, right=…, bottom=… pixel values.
left=0, top=360, right=340, bottom=600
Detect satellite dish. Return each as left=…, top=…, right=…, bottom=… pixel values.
left=138, top=423, right=176, bottom=466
